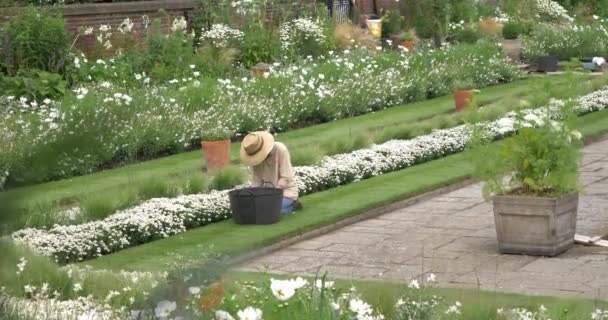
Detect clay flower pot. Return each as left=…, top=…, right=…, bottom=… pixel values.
left=399, top=41, right=414, bottom=53
left=453, top=90, right=475, bottom=112
left=201, top=139, right=230, bottom=171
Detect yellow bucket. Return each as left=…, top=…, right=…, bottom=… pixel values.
left=367, top=19, right=382, bottom=38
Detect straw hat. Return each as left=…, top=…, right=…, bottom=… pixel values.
left=240, top=131, right=275, bottom=166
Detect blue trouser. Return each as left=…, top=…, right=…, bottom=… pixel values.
left=281, top=197, right=295, bottom=215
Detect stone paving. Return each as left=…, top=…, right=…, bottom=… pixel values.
left=238, top=139, right=608, bottom=300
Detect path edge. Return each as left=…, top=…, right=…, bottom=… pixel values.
left=229, top=178, right=475, bottom=266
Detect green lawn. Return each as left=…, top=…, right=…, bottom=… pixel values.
left=0, top=75, right=592, bottom=233
left=84, top=108, right=608, bottom=271
left=225, top=272, right=608, bottom=319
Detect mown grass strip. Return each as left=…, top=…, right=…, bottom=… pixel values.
left=84, top=108, right=608, bottom=271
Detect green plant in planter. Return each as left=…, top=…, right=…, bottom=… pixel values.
left=469, top=105, right=582, bottom=199
left=502, top=21, right=522, bottom=40
left=454, top=27, right=481, bottom=44
left=381, top=10, right=405, bottom=38
left=397, top=29, right=418, bottom=42
left=201, top=127, right=233, bottom=142
left=452, top=78, right=476, bottom=91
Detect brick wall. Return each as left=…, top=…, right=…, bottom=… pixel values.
left=0, top=0, right=198, bottom=52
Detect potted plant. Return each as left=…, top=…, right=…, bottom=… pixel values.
left=381, top=10, right=404, bottom=48
left=201, top=129, right=232, bottom=171
left=452, top=79, right=478, bottom=112
left=469, top=107, right=583, bottom=256
left=397, top=29, right=417, bottom=53
left=501, top=21, right=522, bottom=61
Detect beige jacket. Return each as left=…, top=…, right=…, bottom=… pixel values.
left=250, top=142, right=299, bottom=200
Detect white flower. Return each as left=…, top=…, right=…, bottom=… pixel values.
left=270, top=278, right=296, bottom=301
left=408, top=279, right=420, bottom=289
left=99, top=24, right=111, bottom=32
left=315, top=279, right=334, bottom=289
left=446, top=301, right=461, bottom=315
left=188, top=286, right=201, bottom=295
left=350, top=298, right=373, bottom=316
left=100, top=81, right=111, bottom=88
left=216, top=310, right=236, bottom=320
left=189, top=64, right=195, bottom=69
left=154, top=300, right=176, bottom=318
left=200, top=24, right=244, bottom=48
left=263, top=72, right=270, bottom=78
left=16, top=257, right=27, bottom=275
left=78, top=310, right=97, bottom=320
left=571, top=130, right=582, bottom=140
left=171, top=17, right=188, bottom=32
left=73, top=283, right=83, bottom=293
left=290, top=277, right=308, bottom=289
left=237, top=307, right=262, bottom=320
left=118, top=18, right=134, bottom=33
left=83, top=27, right=94, bottom=35
left=426, top=273, right=436, bottom=283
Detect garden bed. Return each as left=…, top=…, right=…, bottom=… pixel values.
left=11, top=87, right=608, bottom=266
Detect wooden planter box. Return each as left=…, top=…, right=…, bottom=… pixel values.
left=492, top=192, right=578, bottom=256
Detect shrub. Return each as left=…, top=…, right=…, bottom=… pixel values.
left=279, top=17, right=329, bottom=59
left=381, top=10, right=404, bottom=37
left=522, top=22, right=608, bottom=60
left=0, top=70, right=66, bottom=102
left=502, top=21, right=522, bottom=39
left=240, top=23, right=281, bottom=68
left=2, top=6, right=68, bottom=75
left=453, top=27, right=481, bottom=44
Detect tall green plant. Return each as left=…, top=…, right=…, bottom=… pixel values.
left=469, top=102, right=583, bottom=199
left=3, top=6, right=68, bottom=75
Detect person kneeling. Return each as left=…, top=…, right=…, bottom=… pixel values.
left=240, top=131, right=302, bottom=214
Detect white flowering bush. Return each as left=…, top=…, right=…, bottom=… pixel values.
left=532, top=0, right=573, bottom=22
left=0, top=42, right=520, bottom=185
left=200, top=24, right=245, bottom=48
left=280, top=17, right=329, bottom=57
left=12, top=87, right=608, bottom=263
left=522, top=20, right=608, bottom=61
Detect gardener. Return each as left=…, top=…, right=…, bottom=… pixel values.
left=240, top=131, right=302, bottom=214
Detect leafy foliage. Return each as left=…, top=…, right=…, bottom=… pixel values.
left=2, top=7, right=68, bottom=75
left=470, top=104, right=583, bottom=198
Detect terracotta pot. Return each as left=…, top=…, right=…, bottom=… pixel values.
left=201, top=139, right=230, bottom=171
left=493, top=192, right=578, bottom=256
left=453, top=90, right=475, bottom=112
left=399, top=41, right=414, bottom=53
left=501, top=38, right=521, bottom=61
